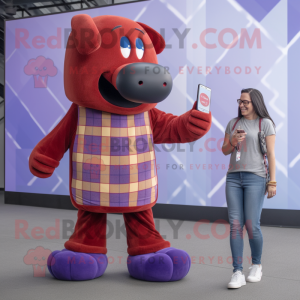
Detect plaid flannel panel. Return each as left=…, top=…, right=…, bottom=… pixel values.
left=71, top=106, right=158, bottom=207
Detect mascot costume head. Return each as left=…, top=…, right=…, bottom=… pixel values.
left=29, top=14, right=211, bottom=282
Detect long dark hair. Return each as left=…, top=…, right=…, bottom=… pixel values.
left=239, top=88, right=276, bottom=130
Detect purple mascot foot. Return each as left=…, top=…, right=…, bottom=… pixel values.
left=127, top=247, right=191, bottom=282
left=47, top=249, right=108, bottom=281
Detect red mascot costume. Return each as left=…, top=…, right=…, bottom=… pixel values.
left=29, top=14, right=211, bottom=282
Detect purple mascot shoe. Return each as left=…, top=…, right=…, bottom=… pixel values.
left=127, top=247, right=191, bottom=282
left=47, top=249, right=108, bottom=281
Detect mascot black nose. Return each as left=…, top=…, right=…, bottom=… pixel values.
left=115, top=63, right=173, bottom=104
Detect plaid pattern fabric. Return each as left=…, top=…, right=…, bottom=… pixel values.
left=71, top=106, right=158, bottom=207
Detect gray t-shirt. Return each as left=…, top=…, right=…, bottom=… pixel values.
left=225, top=117, right=276, bottom=178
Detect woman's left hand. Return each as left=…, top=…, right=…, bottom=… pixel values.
left=265, top=185, right=276, bottom=198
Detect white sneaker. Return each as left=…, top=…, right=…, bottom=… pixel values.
left=227, top=271, right=246, bottom=289
left=247, top=264, right=262, bottom=282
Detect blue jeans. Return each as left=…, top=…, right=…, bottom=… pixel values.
left=225, top=172, right=266, bottom=273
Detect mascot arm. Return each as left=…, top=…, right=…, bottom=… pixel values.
left=150, top=101, right=212, bottom=144
left=29, top=103, right=78, bottom=178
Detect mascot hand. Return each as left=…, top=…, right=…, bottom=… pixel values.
left=29, top=151, right=59, bottom=178
left=186, top=104, right=212, bottom=138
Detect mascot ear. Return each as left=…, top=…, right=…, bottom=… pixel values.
left=71, top=14, right=101, bottom=55
left=137, top=22, right=165, bottom=54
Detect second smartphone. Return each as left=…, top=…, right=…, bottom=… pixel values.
left=196, top=84, right=211, bottom=113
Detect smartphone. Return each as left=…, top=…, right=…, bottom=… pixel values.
left=237, top=130, right=245, bottom=133
left=197, top=84, right=211, bottom=113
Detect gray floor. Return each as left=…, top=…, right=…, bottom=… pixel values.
left=0, top=190, right=299, bottom=300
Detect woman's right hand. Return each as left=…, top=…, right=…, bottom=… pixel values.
left=231, top=129, right=247, bottom=147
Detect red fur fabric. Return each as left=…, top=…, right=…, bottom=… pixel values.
left=64, top=208, right=170, bottom=255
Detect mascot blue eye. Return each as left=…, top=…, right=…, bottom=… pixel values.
left=136, top=38, right=144, bottom=59
left=120, top=36, right=131, bottom=58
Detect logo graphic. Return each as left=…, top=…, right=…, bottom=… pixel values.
left=23, top=246, right=52, bottom=277
left=200, top=93, right=209, bottom=107
left=24, top=56, right=57, bottom=88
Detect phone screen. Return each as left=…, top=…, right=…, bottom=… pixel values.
left=197, top=84, right=211, bottom=113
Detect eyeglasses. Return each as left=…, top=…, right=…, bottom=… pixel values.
left=237, top=99, right=252, bottom=106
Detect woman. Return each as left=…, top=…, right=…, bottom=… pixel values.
left=222, top=88, right=276, bottom=289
